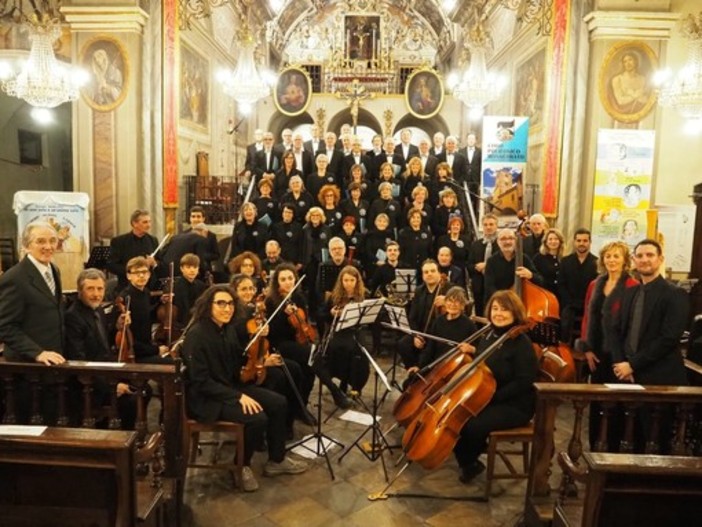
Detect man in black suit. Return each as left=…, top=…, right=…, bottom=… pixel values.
left=437, top=135, right=467, bottom=183
left=367, top=133, right=383, bottom=158
left=303, top=124, right=324, bottom=155
left=317, top=131, right=344, bottom=187
left=483, top=228, right=541, bottom=305
left=277, top=128, right=293, bottom=153
left=108, top=209, right=160, bottom=291
left=0, top=222, right=66, bottom=424
left=186, top=206, right=220, bottom=277
left=244, top=128, right=264, bottom=174
left=394, top=128, right=419, bottom=164
left=64, top=268, right=142, bottom=428
left=612, top=239, right=689, bottom=386
left=253, top=132, right=280, bottom=178
left=342, top=136, right=372, bottom=180
left=429, top=131, right=445, bottom=158
left=522, top=213, right=548, bottom=259
left=559, top=228, right=598, bottom=343
left=370, top=136, right=405, bottom=181
left=291, top=132, right=314, bottom=178
left=612, top=239, right=689, bottom=453
left=157, top=224, right=210, bottom=279
left=0, top=222, right=65, bottom=365
left=466, top=213, right=499, bottom=316
left=463, top=133, right=482, bottom=193
left=417, top=137, right=439, bottom=178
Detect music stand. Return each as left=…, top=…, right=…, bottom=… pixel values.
left=382, top=304, right=411, bottom=390
left=335, top=298, right=396, bottom=480
left=392, top=268, right=417, bottom=299
left=86, top=246, right=111, bottom=273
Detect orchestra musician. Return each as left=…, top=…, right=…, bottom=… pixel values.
left=316, top=237, right=362, bottom=334
left=396, top=259, right=447, bottom=369
left=182, top=284, right=308, bottom=493
left=369, top=240, right=401, bottom=297
left=436, top=246, right=465, bottom=288
left=466, top=213, right=499, bottom=316
left=264, top=264, right=352, bottom=409
left=533, top=227, right=566, bottom=303
left=186, top=206, right=221, bottom=278
left=406, top=286, right=477, bottom=373
left=453, top=290, right=537, bottom=483
left=522, top=213, right=548, bottom=260
left=173, top=253, right=208, bottom=326
left=322, top=266, right=371, bottom=396
left=117, top=256, right=174, bottom=364
left=261, top=240, right=286, bottom=285
left=230, top=274, right=316, bottom=427
left=108, top=209, right=159, bottom=291
left=64, top=268, right=144, bottom=429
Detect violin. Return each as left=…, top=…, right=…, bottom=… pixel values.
left=154, top=263, right=182, bottom=347
left=114, top=296, right=135, bottom=363
left=241, top=296, right=270, bottom=385
left=401, top=323, right=532, bottom=470
left=287, top=302, right=318, bottom=346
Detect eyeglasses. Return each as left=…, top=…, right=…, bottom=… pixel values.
left=213, top=300, right=235, bottom=308
left=129, top=270, right=150, bottom=276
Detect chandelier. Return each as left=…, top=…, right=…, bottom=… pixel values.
left=450, top=22, right=507, bottom=119
left=656, top=12, right=702, bottom=132
left=217, top=1, right=271, bottom=114
left=0, top=16, right=86, bottom=109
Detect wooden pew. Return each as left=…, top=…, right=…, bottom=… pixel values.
left=522, top=383, right=702, bottom=527
left=0, top=359, right=184, bottom=526
left=553, top=452, right=702, bottom=527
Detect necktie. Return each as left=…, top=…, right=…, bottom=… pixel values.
left=484, top=240, right=493, bottom=262
left=94, top=310, right=110, bottom=351
left=627, top=287, right=645, bottom=357
left=44, top=269, right=56, bottom=295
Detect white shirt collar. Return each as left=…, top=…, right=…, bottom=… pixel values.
left=27, top=254, right=52, bottom=276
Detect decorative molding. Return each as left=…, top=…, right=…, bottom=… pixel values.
left=584, top=11, right=680, bottom=41
left=61, top=7, right=149, bottom=33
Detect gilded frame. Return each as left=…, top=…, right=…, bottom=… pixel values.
left=404, top=67, right=444, bottom=119
left=598, top=41, right=658, bottom=124
left=79, top=36, right=129, bottom=112
left=274, top=66, right=312, bottom=117
left=179, top=40, right=210, bottom=132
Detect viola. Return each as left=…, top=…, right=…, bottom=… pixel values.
left=241, top=296, right=270, bottom=385
left=393, top=324, right=492, bottom=427
left=154, top=263, right=182, bottom=347
left=287, top=302, right=318, bottom=346
left=114, top=296, right=135, bottom=363
left=401, top=323, right=532, bottom=470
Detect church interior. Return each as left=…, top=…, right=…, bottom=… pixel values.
left=1, top=1, right=702, bottom=526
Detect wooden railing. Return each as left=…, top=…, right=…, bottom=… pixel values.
left=523, top=382, right=702, bottom=527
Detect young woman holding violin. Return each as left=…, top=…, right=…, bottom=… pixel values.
left=453, top=289, right=537, bottom=483
left=265, top=263, right=351, bottom=409
left=231, top=274, right=316, bottom=427
left=322, top=266, right=371, bottom=397
left=182, top=285, right=308, bottom=492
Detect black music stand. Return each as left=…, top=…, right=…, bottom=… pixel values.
left=382, top=304, right=411, bottom=390
left=86, top=246, right=111, bottom=273
left=335, top=298, right=396, bottom=480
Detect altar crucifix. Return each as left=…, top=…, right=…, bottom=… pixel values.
left=334, top=79, right=375, bottom=132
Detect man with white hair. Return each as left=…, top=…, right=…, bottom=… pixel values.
left=304, top=124, right=324, bottom=155
left=291, top=131, right=313, bottom=177
left=417, top=136, right=439, bottom=177
left=371, top=136, right=404, bottom=180
left=254, top=131, right=280, bottom=177
left=343, top=135, right=372, bottom=178
left=523, top=213, right=549, bottom=259
left=245, top=128, right=264, bottom=175
left=437, top=135, right=467, bottom=183
left=394, top=128, right=419, bottom=163
left=278, top=128, right=293, bottom=153
left=430, top=131, right=445, bottom=157
left=319, top=131, right=344, bottom=185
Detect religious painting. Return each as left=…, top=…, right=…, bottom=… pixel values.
left=274, top=66, right=312, bottom=117
left=344, top=15, right=381, bottom=61
left=598, top=41, right=658, bottom=124
left=179, top=40, right=209, bottom=131
left=404, top=68, right=444, bottom=119
left=79, top=36, right=129, bottom=112
left=515, top=46, right=546, bottom=129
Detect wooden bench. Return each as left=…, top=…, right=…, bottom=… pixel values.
left=522, top=383, right=702, bottom=526
left=553, top=452, right=702, bottom=527
left=0, top=359, right=185, bottom=526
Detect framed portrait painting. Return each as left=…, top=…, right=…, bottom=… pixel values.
left=598, top=41, right=658, bottom=124
left=404, top=68, right=444, bottom=119
left=79, top=36, right=129, bottom=112
left=514, top=46, right=546, bottom=128
left=274, top=66, right=312, bottom=116
left=180, top=41, right=210, bottom=131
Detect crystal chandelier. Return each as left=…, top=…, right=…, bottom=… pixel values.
left=217, top=1, right=271, bottom=114
left=450, top=22, right=507, bottom=119
left=0, top=16, right=86, bottom=109
left=657, top=13, right=702, bottom=132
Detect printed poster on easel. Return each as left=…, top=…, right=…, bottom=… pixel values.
left=480, top=116, right=529, bottom=228
left=591, top=129, right=654, bottom=254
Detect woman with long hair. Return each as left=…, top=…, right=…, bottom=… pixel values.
left=533, top=228, right=566, bottom=301
left=322, top=266, right=371, bottom=395
left=264, top=263, right=351, bottom=409
left=579, top=240, right=638, bottom=451
left=401, top=156, right=427, bottom=205
left=274, top=150, right=302, bottom=197
left=453, top=289, right=537, bottom=483
left=227, top=251, right=264, bottom=294
left=182, top=284, right=308, bottom=492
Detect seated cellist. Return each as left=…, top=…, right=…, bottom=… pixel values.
left=453, top=289, right=537, bottom=483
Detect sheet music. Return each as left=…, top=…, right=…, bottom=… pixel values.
left=0, top=425, right=47, bottom=436
left=336, top=298, right=386, bottom=331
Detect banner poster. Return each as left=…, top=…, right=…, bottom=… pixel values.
left=591, top=129, right=655, bottom=254
left=480, top=116, right=529, bottom=227
left=14, top=191, right=91, bottom=291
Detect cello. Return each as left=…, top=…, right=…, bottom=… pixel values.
left=514, top=219, right=575, bottom=382
left=400, top=323, right=532, bottom=469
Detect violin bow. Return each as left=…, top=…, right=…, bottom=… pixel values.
left=244, top=274, right=306, bottom=352
left=117, top=296, right=132, bottom=363
left=167, top=261, right=175, bottom=347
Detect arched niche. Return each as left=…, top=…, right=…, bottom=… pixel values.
left=393, top=112, right=449, bottom=138
left=267, top=111, right=314, bottom=140
left=327, top=108, right=382, bottom=136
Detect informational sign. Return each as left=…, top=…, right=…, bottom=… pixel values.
left=656, top=204, right=696, bottom=273
left=480, top=116, right=529, bottom=227
left=591, top=129, right=655, bottom=254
